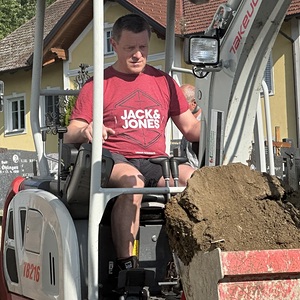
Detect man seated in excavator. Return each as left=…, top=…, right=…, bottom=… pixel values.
left=64, top=13, right=200, bottom=275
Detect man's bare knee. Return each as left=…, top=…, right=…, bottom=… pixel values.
left=109, top=163, right=145, bottom=188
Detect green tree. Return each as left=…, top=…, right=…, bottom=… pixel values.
left=0, top=0, right=55, bottom=40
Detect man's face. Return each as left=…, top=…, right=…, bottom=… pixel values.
left=111, top=29, right=149, bottom=74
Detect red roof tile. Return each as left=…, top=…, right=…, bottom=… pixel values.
left=289, top=0, right=300, bottom=14
left=122, top=0, right=300, bottom=34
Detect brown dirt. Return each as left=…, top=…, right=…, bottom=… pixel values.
left=165, top=163, right=300, bottom=265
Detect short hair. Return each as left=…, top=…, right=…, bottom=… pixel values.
left=181, top=84, right=195, bottom=103
left=112, top=14, right=151, bottom=42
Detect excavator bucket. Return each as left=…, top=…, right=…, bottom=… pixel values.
left=179, top=248, right=300, bottom=299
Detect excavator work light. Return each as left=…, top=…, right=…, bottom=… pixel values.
left=184, top=36, right=220, bottom=66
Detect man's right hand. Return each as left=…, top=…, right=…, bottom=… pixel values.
left=64, top=119, right=115, bottom=144
left=82, top=121, right=93, bottom=143
left=102, top=125, right=115, bottom=142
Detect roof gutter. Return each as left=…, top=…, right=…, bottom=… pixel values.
left=0, top=65, right=31, bottom=75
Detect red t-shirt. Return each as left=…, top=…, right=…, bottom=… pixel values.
left=71, top=65, right=188, bottom=158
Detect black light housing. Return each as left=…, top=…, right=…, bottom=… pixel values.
left=184, top=36, right=220, bottom=66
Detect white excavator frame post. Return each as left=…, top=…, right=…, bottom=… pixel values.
left=88, top=1, right=104, bottom=298
left=30, top=0, right=49, bottom=178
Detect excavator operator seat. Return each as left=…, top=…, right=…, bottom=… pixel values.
left=61, top=143, right=167, bottom=222
left=62, top=143, right=114, bottom=219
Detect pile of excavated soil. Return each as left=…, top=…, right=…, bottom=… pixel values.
left=165, top=163, right=300, bottom=265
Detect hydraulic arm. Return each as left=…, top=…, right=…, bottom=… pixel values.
left=196, top=0, right=292, bottom=167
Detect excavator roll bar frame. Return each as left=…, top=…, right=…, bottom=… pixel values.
left=29, top=0, right=292, bottom=299
left=31, top=2, right=187, bottom=298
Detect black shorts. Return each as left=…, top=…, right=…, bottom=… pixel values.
left=111, top=153, right=163, bottom=187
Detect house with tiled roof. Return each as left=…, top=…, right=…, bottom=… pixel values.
left=0, top=0, right=300, bottom=154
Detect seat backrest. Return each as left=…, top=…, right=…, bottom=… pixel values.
left=62, top=143, right=114, bottom=219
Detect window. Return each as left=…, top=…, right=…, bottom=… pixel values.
left=262, top=55, right=274, bottom=95
left=5, top=93, right=25, bottom=135
left=40, top=87, right=61, bottom=128
left=45, top=95, right=60, bottom=127
left=104, top=25, right=114, bottom=55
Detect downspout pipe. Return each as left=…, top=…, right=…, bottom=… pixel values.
left=262, top=80, right=275, bottom=176
left=254, top=94, right=267, bottom=173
